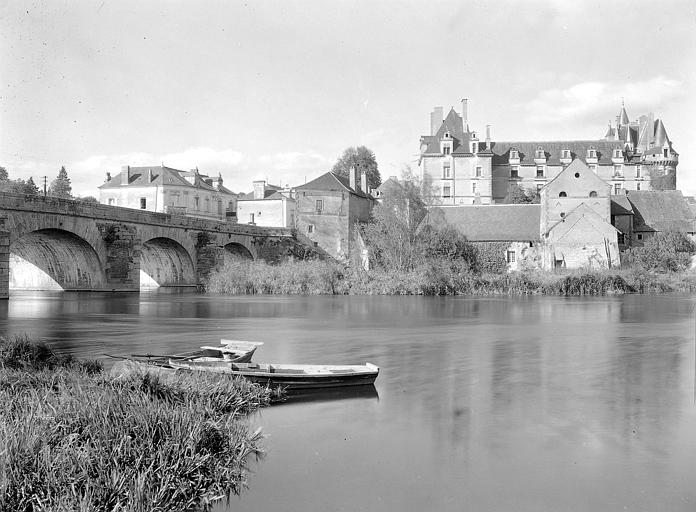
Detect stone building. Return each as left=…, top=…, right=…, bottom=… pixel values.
left=419, top=100, right=679, bottom=205
left=294, top=169, right=374, bottom=261
left=236, top=180, right=296, bottom=228
left=99, top=165, right=237, bottom=221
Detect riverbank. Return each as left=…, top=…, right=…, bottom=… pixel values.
left=0, top=336, right=273, bottom=511
left=204, top=259, right=696, bottom=296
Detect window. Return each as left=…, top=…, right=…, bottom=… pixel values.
left=663, top=148, right=668, bottom=158
left=636, top=182, right=641, bottom=191
left=108, top=198, right=115, bottom=205
left=205, top=197, right=210, bottom=211
left=614, top=149, right=622, bottom=159
left=475, top=166, right=482, bottom=177
left=442, top=184, right=451, bottom=198
left=249, top=213, right=255, bottom=224
left=443, top=146, right=451, bottom=155
left=218, top=200, right=222, bottom=215
left=636, top=165, right=642, bottom=178
left=562, top=149, right=570, bottom=159
left=140, top=197, right=146, bottom=209
left=637, top=233, right=643, bottom=241
left=194, top=197, right=200, bottom=210
left=506, top=250, right=516, bottom=264
left=536, top=166, right=544, bottom=178
left=588, top=148, right=597, bottom=158
left=614, top=183, right=622, bottom=195
left=559, top=191, right=567, bottom=197
left=510, top=149, right=519, bottom=160
left=613, top=165, right=622, bottom=177
left=471, top=142, right=478, bottom=153
left=307, top=224, right=314, bottom=233
left=471, top=182, right=477, bottom=194
left=443, top=162, right=451, bottom=179
left=589, top=191, right=597, bottom=197
left=535, top=147, right=544, bottom=159
left=315, top=199, right=323, bottom=212
left=444, top=131, right=450, bottom=139
left=510, top=166, right=519, bottom=178
left=618, top=233, right=626, bottom=245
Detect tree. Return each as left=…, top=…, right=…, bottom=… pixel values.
left=505, top=184, right=539, bottom=204
left=49, top=166, right=73, bottom=199
left=76, top=195, right=99, bottom=204
left=331, top=146, right=381, bottom=191
left=23, top=177, right=40, bottom=196
left=625, top=231, right=696, bottom=271
left=0, top=166, right=8, bottom=181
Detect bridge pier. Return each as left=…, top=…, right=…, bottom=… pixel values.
left=0, top=230, right=8, bottom=299
left=99, top=223, right=141, bottom=292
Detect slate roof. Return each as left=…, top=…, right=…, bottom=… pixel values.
left=421, top=108, right=470, bottom=154
left=424, top=204, right=541, bottom=242
left=99, top=166, right=235, bottom=194
left=625, top=190, right=695, bottom=233
left=489, top=140, right=622, bottom=166
left=295, top=171, right=371, bottom=198
left=610, top=194, right=634, bottom=216
left=238, top=183, right=282, bottom=200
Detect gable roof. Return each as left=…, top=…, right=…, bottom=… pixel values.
left=424, top=204, right=541, bottom=242
left=542, top=158, right=610, bottom=193
left=295, top=171, right=371, bottom=198
left=625, top=190, right=695, bottom=233
left=610, top=194, right=634, bottom=216
left=545, top=202, right=619, bottom=238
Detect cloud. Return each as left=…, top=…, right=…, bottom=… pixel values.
left=5, top=147, right=334, bottom=197
left=526, top=76, right=684, bottom=129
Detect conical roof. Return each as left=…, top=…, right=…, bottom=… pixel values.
left=618, top=106, right=629, bottom=126
left=654, top=119, right=669, bottom=146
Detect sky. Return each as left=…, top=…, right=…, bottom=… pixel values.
left=1, top=0, right=695, bottom=197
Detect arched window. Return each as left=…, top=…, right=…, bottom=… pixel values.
left=589, top=191, right=597, bottom=197
left=559, top=191, right=567, bottom=197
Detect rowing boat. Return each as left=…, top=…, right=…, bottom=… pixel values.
left=167, top=360, right=379, bottom=390
left=131, top=339, right=263, bottom=366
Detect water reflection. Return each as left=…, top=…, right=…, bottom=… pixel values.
left=1, top=292, right=694, bottom=511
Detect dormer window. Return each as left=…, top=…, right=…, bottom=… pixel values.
left=510, top=149, right=519, bottom=160
left=587, top=147, right=597, bottom=159
left=613, top=148, right=622, bottom=159
left=535, top=147, right=545, bottom=159
left=663, top=148, right=668, bottom=158
left=471, top=141, right=478, bottom=153
left=444, top=146, right=451, bottom=155
left=562, top=149, right=571, bottom=159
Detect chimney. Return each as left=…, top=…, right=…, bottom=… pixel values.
left=349, top=166, right=357, bottom=191
left=485, top=124, right=491, bottom=150
left=360, top=171, right=368, bottom=194
left=461, top=98, right=468, bottom=128
left=147, top=169, right=152, bottom=183
left=430, top=107, right=444, bottom=136
left=106, top=172, right=111, bottom=182
left=121, top=165, right=130, bottom=185
left=253, top=180, right=266, bottom=199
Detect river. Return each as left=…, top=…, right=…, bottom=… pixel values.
left=1, top=292, right=695, bottom=511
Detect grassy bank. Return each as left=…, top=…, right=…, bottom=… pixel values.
left=204, top=259, right=696, bottom=296
left=0, top=336, right=273, bottom=512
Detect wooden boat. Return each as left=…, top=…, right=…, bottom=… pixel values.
left=130, top=340, right=263, bottom=367
left=167, top=360, right=380, bottom=390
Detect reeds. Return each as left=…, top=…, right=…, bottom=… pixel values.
left=0, top=336, right=273, bottom=512
left=204, top=259, right=696, bottom=296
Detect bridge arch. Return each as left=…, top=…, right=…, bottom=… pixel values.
left=140, top=236, right=196, bottom=288
left=10, top=229, right=106, bottom=290
left=223, top=242, right=254, bottom=262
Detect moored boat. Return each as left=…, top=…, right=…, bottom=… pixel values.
left=167, top=361, right=380, bottom=390
left=130, top=340, right=263, bottom=367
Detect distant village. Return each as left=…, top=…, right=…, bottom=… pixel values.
left=97, top=100, right=694, bottom=271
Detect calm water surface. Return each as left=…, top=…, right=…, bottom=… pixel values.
left=1, top=292, right=695, bottom=511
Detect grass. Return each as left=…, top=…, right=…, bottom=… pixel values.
left=0, top=336, right=274, bottom=512
left=203, top=259, right=696, bottom=296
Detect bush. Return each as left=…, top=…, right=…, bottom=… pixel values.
left=625, top=231, right=696, bottom=272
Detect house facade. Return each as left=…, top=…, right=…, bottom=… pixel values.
left=237, top=180, right=296, bottom=228
left=294, top=169, right=374, bottom=261
left=419, top=100, right=679, bottom=205
left=99, top=165, right=237, bottom=221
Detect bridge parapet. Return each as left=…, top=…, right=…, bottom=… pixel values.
left=0, top=192, right=293, bottom=237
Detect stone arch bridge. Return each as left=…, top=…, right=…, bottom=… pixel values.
left=0, top=193, right=310, bottom=298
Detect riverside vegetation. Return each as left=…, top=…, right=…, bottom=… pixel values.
left=0, top=336, right=275, bottom=512
left=206, top=178, right=696, bottom=296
